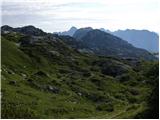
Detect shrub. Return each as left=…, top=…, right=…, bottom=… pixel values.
left=128, top=88, right=139, bottom=95
left=82, top=70, right=91, bottom=77
left=126, top=104, right=139, bottom=111
left=59, top=68, right=71, bottom=74
left=114, top=93, right=126, bottom=101
left=117, top=73, right=131, bottom=82
left=96, top=103, right=114, bottom=112
left=86, top=92, right=110, bottom=103
left=90, top=66, right=99, bottom=72
left=127, top=95, right=138, bottom=103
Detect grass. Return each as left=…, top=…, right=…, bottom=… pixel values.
left=1, top=33, right=157, bottom=118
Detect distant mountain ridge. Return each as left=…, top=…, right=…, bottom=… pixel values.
left=1, top=25, right=157, bottom=60
left=111, top=29, right=159, bottom=52
left=54, top=26, right=77, bottom=36
left=56, top=26, right=159, bottom=52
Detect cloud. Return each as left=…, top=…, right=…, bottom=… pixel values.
left=2, top=0, right=159, bottom=32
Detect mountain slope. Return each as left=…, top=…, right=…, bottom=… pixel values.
left=1, top=25, right=158, bottom=119
left=72, top=29, right=156, bottom=60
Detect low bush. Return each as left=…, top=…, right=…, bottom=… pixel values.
left=96, top=103, right=114, bottom=112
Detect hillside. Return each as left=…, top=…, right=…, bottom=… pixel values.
left=1, top=25, right=159, bottom=119
left=72, top=28, right=156, bottom=60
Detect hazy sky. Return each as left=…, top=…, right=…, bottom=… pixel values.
left=1, top=0, right=159, bottom=32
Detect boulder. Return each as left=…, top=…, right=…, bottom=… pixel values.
left=49, top=51, right=60, bottom=57
left=47, top=85, right=60, bottom=94
left=21, top=73, right=27, bottom=77
left=77, top=92, right=82, bottom=96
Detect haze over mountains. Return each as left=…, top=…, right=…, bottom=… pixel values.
left=54, top=27, right=159, bottom=53
left=111, top=30, right=159, bottom=53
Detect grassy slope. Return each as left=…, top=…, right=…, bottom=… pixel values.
left=1, top=33, right=154, bottom=118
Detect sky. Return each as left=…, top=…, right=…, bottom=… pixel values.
left=1, top=0, right=160, bottom=32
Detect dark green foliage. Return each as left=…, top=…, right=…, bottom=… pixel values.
left=1, top=32, right=24, bottom=43
left=148, top=82, right=159, bottom=118
left=135, top=61, right=159, bottom=118
left=86, top=92, right=110, bottom=103
left=128, top=88, right=139, bottom=96
left=116, top=73, right=131, bottom=82
left=127, top=95, right=138, bottom=103
left=126, top=104, right=139, bottom=111
left=2, top=102, right=39, bottom=119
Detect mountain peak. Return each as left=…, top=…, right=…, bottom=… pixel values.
left=21, top=25, right=36, bottom=28
left=1, top=25, right=14, bottom=31
left=2, top=25, right=47, bottom=36
left=68, top=26, right=77, bottom=33
left=73, top=27, right=93, bottom=40
left=70, top=26, right=77, bottom=30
